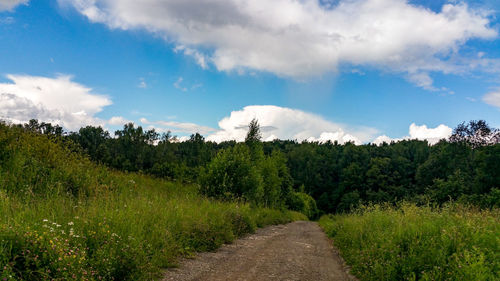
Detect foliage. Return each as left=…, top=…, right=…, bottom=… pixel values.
left=449, top=120, right=500, bottom=148
left=8, top=119, right=500, bottom=213
left=199, top=120, right=317, bottom=217
left=0, top=122, right=304, bottom=280
left=319, top=203, right=500, bottom=281
left=245, top=118, right=262, bottom=144
left=286, top=191, right=319, bottom=219
left=199, top=144, right=263, bottom=202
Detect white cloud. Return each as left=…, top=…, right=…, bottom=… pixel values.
left=407, top=72, right=437, bottom=91
left=408, top=123, right=452, bottom=144
left=174, top=45, right=208, bottom=69
left=0, top=0, right=28, bottom=11
left=140, top=117, right=215, bottom=135
left=64, top=0, right=496, bottom=89
left=0, top=74, right=111, bottom=130
left=373, top=123, right=452, bottom=145
left=107, top=116, right=132, bottom=126
left=483, top=91, right=500, bottom=109
left=206, top=105, right=378, bottom=144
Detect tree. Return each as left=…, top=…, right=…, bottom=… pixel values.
left=70, top=126, right=110, bottom=162
left=22, top=119, right=63, bottom=136
left=200, top=144, right=263, bottom=202
left=245, top=118, right=262, bottom=143
left=449, top=120, right=499, bottom=148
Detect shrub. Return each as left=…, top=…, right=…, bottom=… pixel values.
left=287, top=191, right=319, bottom=219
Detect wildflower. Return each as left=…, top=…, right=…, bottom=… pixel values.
left=43, top=219, right=48, bottom=222
left=68, top=222, right=74, bottom=226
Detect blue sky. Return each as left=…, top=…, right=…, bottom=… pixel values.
left=1, top=0, right=499, bottom=143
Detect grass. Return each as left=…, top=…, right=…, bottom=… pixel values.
left=319, top=203, right=499, bottom=281
left=0, top=123, right=306, bottom=280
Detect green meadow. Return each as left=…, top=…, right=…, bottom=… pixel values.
left=319, top=203, right=500, bottom=281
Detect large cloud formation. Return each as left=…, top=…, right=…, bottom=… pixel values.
left=64, top=0, right=496, bottom=87
left=0, top=74, right=112, bottom=130
left=206, top=105, right=378, bottom=144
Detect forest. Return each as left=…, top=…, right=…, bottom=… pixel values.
left=13, top=118, right=500, bottom=214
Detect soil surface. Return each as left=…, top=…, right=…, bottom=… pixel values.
left=163, top=221, right=356, bottom=281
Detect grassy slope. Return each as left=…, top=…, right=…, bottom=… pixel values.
left=0, top=124, right=305, bottom=280
left=319, top=204, right=499, bottom=281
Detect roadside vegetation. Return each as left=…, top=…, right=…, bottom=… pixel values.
left=319, top=203, right=499, bottom=281
left=0, top=122, right=305, bottom=280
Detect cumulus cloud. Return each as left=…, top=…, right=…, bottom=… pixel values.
left=63, top=0, right=496, bottom=88
left=140, top=117, right=216, bottom=135
left=0, top=0, right=28, bottom=11
left=409, top=123, right=452, bottom=144
left=483, top=91, right=500, bottom=109
left=0, top=74, right=112, bottom=130
left=373, top=123, right=452, bottom=145
left=205, top=105, right=378, bottom=144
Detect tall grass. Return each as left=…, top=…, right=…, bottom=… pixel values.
left=319, top=203, right=499, bottom=281
left=0, top=123, right=306, bottom=280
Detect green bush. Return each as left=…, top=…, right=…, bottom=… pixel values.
left=199, top=143, right=297, bottom=209
left=319, top=203, right=500, bottom=281
left=287, top=191, right=319, bottom=219
left=199, top=144, right=263, bottom=202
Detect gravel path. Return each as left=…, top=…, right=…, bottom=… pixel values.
left=163, top=221, right=356, bottom=281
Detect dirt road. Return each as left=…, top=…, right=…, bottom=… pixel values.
left=163, top=221, right=355, bottom=281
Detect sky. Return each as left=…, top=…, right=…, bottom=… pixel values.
left=0, top=0, right=500, bottom=144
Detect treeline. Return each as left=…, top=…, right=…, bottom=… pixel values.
left=10, top=119, right=500, bottom=214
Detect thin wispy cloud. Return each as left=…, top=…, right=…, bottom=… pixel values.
left=138, top=78, right=147, bottom=89
left=0, top=16, right=14, bottom=24
left=140, top=117, right=215, bottom=134
left=483, top=91, right=500, bottom=109
left=173, top=77, right=187, bottom=92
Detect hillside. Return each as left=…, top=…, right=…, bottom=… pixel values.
left=0, top=123, right=305, bottom=280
